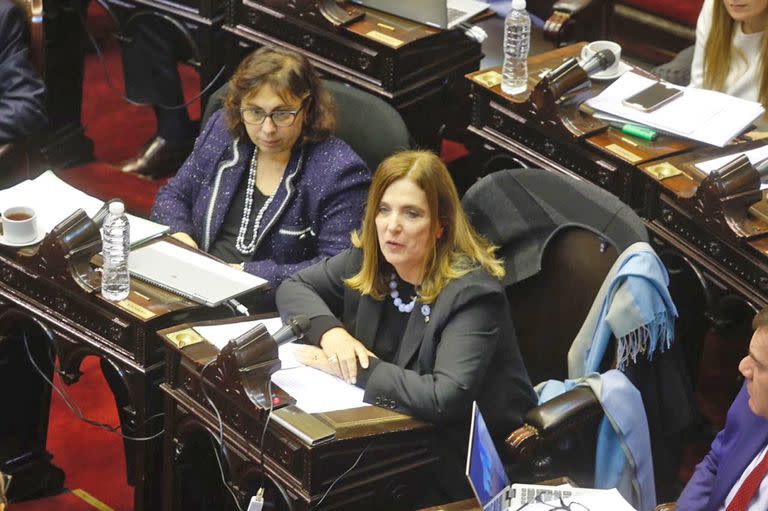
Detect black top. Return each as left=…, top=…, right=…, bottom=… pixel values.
left=209, top=180, right=270, bottom=263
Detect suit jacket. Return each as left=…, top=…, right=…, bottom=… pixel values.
left=0, top=0, right=46, bottom=144
left=276, top=248, right=537, bottom=440
left=151, top=110, right=370, bottom=298
left=677, top=383, right=768, bottom=511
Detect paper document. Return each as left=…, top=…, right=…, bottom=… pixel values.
left=271, top=366, right=369, bottom=413
left=0, top=170, right=168, bottom=246
left=694, top=144, right=768, bottom=190
left=129, top=240, right=268, bottom=305
left=586, top=72, right=764, bottom=147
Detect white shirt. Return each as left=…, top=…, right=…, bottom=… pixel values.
left=690, top=0, right=766, bottom=128
left=718, top=443, right=768, bottom=511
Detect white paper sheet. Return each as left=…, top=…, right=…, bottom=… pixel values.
left=270, top=366, right=369, bottom=413
left=586, top=72, right=764, bottom=147
left=0, top=170, right=168, bottom=246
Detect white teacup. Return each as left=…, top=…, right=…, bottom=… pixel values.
left=581, top=40, right=622, bottom=76
left=2, top=206, right=38, bottom=244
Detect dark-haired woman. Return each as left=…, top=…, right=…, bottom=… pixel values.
left=151, top=46, right=370, bottom=305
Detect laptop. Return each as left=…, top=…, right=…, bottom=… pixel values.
left=350, top=0, right=489, bottom=29
left=466, top=403, right=590, bottom=510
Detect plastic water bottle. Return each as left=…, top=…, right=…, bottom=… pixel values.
left=101, top=201, right=130, bottom=301
left=501, top=0, right=531, bottom=95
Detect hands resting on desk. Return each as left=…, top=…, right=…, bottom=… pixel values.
left=294, top=327, right=376, bottom=385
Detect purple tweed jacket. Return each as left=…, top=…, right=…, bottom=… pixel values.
left=151, top=109, right=370, bottom=297
left=676, top=383, right=768, bottom=511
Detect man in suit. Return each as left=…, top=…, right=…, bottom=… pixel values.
left=117, top=17, right=196, bottom=178
left=677, top=309, right=768, bottom=511
left=0, top=0, right=46, bottom=145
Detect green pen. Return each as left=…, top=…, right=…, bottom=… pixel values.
left=605, top=120, right=658, bottom=141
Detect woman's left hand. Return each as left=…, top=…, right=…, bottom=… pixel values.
left=293, top=345, right=342, bottom=378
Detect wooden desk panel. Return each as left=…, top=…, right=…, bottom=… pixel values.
left=0, top=237, right=234, bottom=511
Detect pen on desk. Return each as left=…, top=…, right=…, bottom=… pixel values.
left=604, top=120, right=658, bottom=141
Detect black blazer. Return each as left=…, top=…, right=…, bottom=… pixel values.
left=276, top=248, right=536, bottom=441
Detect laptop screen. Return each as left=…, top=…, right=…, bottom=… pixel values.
left=466, top=402, right=511, bottom=509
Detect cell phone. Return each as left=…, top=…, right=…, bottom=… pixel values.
left=622, top=82, right=683, bottom=112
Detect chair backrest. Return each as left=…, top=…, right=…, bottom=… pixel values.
left=462, top=168, right=647, bottom=383
left=201, top=79, right=410, bottom=171
left=11, top=0, right=44, bottom=77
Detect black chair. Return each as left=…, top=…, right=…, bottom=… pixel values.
left=201, top=79, right=410, bottom=171
left=463, top=169, right=695, bottom=502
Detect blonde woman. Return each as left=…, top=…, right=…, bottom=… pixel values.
left=691, top=0, right=768, bottom=128
left=276, top=150, right=535, bottom=502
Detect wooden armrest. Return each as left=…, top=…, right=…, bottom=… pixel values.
left=506, top=386, right=603, bottom=461
left=656, top=504, right=675, bottom=511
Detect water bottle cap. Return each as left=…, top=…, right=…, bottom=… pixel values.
left=511, top=0, right=526, bottom=9
left=108, top=201, right=125, bottom=215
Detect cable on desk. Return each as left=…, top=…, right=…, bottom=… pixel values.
left=209, top=436, right=245, bottom=511
left=73, top=4, right=226, bottom=111
left=200, top=358, right=225, bottom=446
left=20, top=332, right=165, bottom=442
left=257, top=378, right=274, bottom=493
left=311, top=440, right=375, bottom=509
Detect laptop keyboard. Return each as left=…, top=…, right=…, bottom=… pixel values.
left=517, top=487, right=574, bottom=504
left=447, top=7, right=466, bottom=24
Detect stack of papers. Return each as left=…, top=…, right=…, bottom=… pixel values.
left=0, top=171, right=168, bottom=246
left=586, top=72, right=765, bottom=147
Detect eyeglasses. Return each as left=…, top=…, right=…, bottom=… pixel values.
left=515, top=492, right=589, bottom=511
left=240, top=97, right=309, bottom=127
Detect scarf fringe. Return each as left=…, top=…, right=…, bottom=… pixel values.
left=616, top=311, right=674, bottom=371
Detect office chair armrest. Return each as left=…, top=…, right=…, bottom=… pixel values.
left=505, top=386, right=603, bottom=461
left=543, top=0, right=612, bottom=44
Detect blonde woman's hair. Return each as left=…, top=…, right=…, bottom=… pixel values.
left=345, top=150, right=504, bottom=303
left=703, top=1, right=768, bottom=109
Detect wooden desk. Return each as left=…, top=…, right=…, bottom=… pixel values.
left=158, top=317, right=437, bottom=510
left=464, top=44, right=767, bottom=413
left=224, top=1, right=483, bottom=149
left=0, top=234, right=233, bottom=510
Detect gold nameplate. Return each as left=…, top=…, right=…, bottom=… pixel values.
left=605, top=143, right=642, bottom=163
left=472, top=70, right=503, bottom=89
left=645, top=162, right=684, bottom=180
left=167, top=328, right=205, bottom=349
left=366, top=30, right=404, bottom=48
left=117, top=299, right=156, bottom=319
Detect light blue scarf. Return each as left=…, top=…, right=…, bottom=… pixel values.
left=537, top=242, right=677, bottom=511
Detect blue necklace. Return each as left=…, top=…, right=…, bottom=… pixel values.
left=388, top=274, right=431, bottom=322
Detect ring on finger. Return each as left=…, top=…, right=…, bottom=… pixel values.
left=327, top=354, right=338, bottom=364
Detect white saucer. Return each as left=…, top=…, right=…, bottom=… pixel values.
left=583, top=60, right=632, bottom=81
left=0, top=232, right=45, bottom=247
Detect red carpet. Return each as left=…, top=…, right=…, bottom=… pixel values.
left=14, top=357, right=133, bottom=511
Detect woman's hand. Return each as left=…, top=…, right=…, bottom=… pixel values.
left=319, top=327, right=376, bottom=384
left=293, top=345, right=342, bottom=378
left=171, top=231, right=198, bottom=249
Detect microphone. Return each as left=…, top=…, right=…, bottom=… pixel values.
left=272, top=315, right=311, bottom=346
left=581, top=49, right=616, bottom=76
left=233, top=315, right=311, bottom=371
